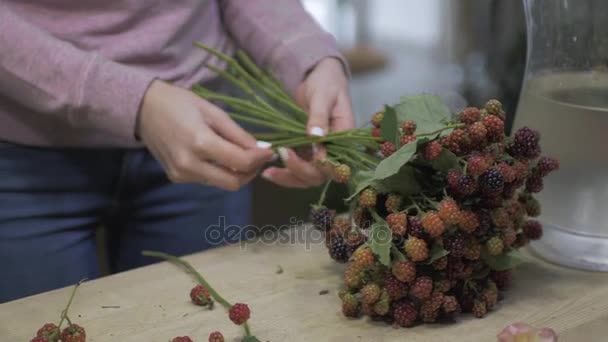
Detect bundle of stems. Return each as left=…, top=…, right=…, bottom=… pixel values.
left=191, top=43, right=381, bottom=171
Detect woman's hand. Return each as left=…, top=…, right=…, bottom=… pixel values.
left=137, top=80, right=274, bottom=191
left=262, top=57, right=354, bottom=188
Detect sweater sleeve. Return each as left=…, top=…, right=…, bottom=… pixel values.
left=0, top=4, right=156, bottom=143
left=220, top=0, right=349, bottom=96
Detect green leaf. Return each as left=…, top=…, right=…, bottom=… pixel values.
left=391, top=246, right=407, bottom=262
left=394, top=94, right=453, bottom=137
left=427, top=243, right=450, bottom=264
left=369, top=212, right=392, bottom=266
left=243, top=336, right=262, bottom=342
left=429, top=149, right=459, bottom=172
left=345, top=170, right=374, bottom=201
left=376, top=165, right=422, bottom=196
left=481, top=248, right=528, bottom=271
left=381, top=105, right=399, bottom=145
left=373, top=141, right=418, bottom=180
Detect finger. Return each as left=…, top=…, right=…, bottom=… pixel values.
left=202, top=100, right=259, bottom=149
left=306, top=90, right=335, bottom=137
left=195, top=132, right=273, bottom=173
left=168, top=155, right=255, bottom=191
left=261, top=168, right=309, bottom=188
left=277, top=147, right=325, bottom=186
left=330, top=92, right=356, bottom=131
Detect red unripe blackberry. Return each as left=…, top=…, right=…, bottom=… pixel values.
left=387, top=212, right=408, bottom=237
left=482, top=115, right=505, bottom=142
left=434, top=278, right=452, bottom=293
left=491, top=270, right=512, bottom=290
left=392, top=300, right=418, bottom=327
left=401, top=120, right=417, bottom=135
left=385, top=275, right=409, bottom=300
left=460, top=107, right=481, bottom=125
left=463, top=240, right=481, bottom=261
left=351, top=247, right=376, bottom=269
left=229, top=303, right=251, bottom=325
left=486, top=236, right=504, bottom=256
left=400, top=134, right=416, bottom=147
left=447, top=169, right=462, bottom=190
left=328, top=234, right=349, bottom=263
left=360, top=283, right=382, bottom=305
left=310, top=205, right=333, bottom=231
left=391, top=260, right=416, bottom=283
left=190, top=284, right=212, bottom=307
left=359, top=188, right=377, bottom=208
left=334, top=163, right=351, bottom=184
left=404, top=236, right=429, bottom=262
left=60, top=324, right=86, bottom=342
left=535, top=156, right=560, bottom=177
left=372, top=127, right=382, bottom=138
left=510, top=126, right=540, bottom=159
left=30, top=337, right=49, bottom=342
left=525, top=175, right=544, bottom=193
left=432, top=256, right=448, bottom=270
left=512, top=160, right=529, bottom=182
left=409, top=276, right=433, bottom=300
left=385, top=193, right=403, bottom=213
left=341, top=292, right=361, bottom=317
left=467, top=121, right=488, bottom=143
left=491, top=208, right=510, bottom=228
left=523, top=220, right=543, bottom=240
left=467, top=154, right=491, bottom=177
left=208, top=331, right=224, bottom=342
left=332, top=216, right=351, bottom=234
left=502, top=227, right=517, bottom=247
left=36, top=323, right=59, bottom=341
left=442, top=295, right=460, bottom=314
left=496, top=162, right=517, bottom=183
left=172, top=337, right=194, bottom=342
left=457, top=174, right=477, bottom=196
left=420, top=300, right=439, bottom=323
left=380, top=141, right=396, bottom=157
left=424, top=141, right=442, bottom=161
left=479, top=167, right=505, bottom=195
left=444, top=128, right=469, bottom=155
left=458, top=210, right=480, bottom=233
left=421, top=212, right=446, bottom=238
left=438, top=198, right=461, bottom=225
left=472, top=300, right=487, bottom=318
left=371, top=111, right=384, bottom=128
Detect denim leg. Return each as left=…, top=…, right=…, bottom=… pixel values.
left=0, top=143, right=119, bottom=303
left=107, top=149, right=252, bottom=272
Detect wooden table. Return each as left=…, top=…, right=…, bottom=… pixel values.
left=2, top=227, right=608, bottom=342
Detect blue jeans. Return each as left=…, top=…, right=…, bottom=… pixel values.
left=0, top=143, right=250, bottom=303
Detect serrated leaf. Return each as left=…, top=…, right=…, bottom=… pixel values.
left=381, top=105, right=399, bottom=145
left=481, top=248, right=528, bottom=271
left=242, top=336, right=261, bottom=342
left=427, top=243, right=450, bottom=264
left=346, top=170, right=374, bottom=201
left=429, top=149, right=459, bottom=172
left=391, top=246, right=407, bottom=262
left=369, top=212, right=392, bottom=266
left=373, top=141, right=418, bottom=180
left=394, top=94, right=453, bottom=137
left=376, top=165, right=422, bottom=196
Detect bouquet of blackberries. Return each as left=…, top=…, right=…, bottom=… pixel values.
left=192, top=44, right=558, bottom=328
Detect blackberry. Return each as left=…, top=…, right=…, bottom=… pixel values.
left=442, top=295, right=460, bottom=315
left=332, top=216, right=351, bottom=234
left=512, top=160, right=529, bottom=182
left=385, top=275, right=409, bottom=300
left=438, top=198, right=461, bottom=225
left=328, top=235, right=349, bottom=263
left=373, top=290, right=391, bottom=316
left=523, top=220, right=543, bottom=240
left=475, top=211, right=492, bottom=238
left=484, top=99, right=503, bottom=116
left=334, top=164, right=351, bottom=184
left=400, top=134, right=416, bottom=146
left=392, top=260, right=416, bottom=283
left=457, top=175, right=477, bottom=196
left=481, top=289, right=498, bottom=310
left=472, top=300, right=487, bottom=318
left=482, top=115, right=505, bottom=142
left=341, top=292, right=361, bottom=317
left=432, top=256, right=448, bottom=270
left=353, top=207, right=373, bottom=229
left=501, top=227, right=517, bottom=247
left=525, top=175, right=544, bottom=193
left=371, top=127, right=382, bottom=138
left=408, top=216, right=428, bottom=240
left=360, top=283, right=382, bottom=305
left=502, top=183, right=517, bottom=199
left=409, top=276, right=433, bottom=300
left=401, top=120, right=417, bottom=135
left=392, top=300, right=418, bottom=327
left=434, top=278, right=452, bottom=293
left=467, top=154, right=491, bottom=177
left=458, top=210, right=479, bottom=234
left=311, top=205, right=333, bottom=231
left=380, top=141, right=396, bottom=157
left=359, top=188, right=378, bottom=208
left=444, top=232, right=466, bottom=258
left=522, top=195, right=541, bottom=217
left=480, top=195, right=504, bottom=209
left=446, top=128, right=469, bottom=155
left=420, top=300, right=439, bottom=323
left=424, top=141, right=443, bottom=161
left=491, top=270, right=512, bottom=290
left=513, top=233, right=529, bottom=248
left=421, top=212, right=446, bottom=238
left=510, top=127, right=540, bottom=160
left=491, top=208, right=510, bottom=228
left=479, top=167, right=504, bottom=195
left=344, top=263, right=364, bottom=290
left=385, top=193, right=403, bottom=213
left=496, top=162, right=517, bottom=183
left=387, top=212, right=408, bottom=237
left=447, top=169, right=462, bottom=192
left=486, top=236, right=504, bottom=256
left=460, top=107, right=481, bottom=125
left=371, top=111, right=384, bottom=128
left=351, top=247, right=376, bottom=269
left=463, top=240, right=481, bottom=261
left=467, top=121, right=488, bottom=143
left=535, top=156, right=559, bottom=177
left=404, top=236, right=429, bottom=262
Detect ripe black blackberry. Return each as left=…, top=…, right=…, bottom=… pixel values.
left=523, top=220, right=543, bottom=240
left=509, top=126, right=541, bottom=160
left=490, top=270, right=512, bottom=290
left=408, top=216, right=428, bottom=241
left=310, top=205, right=333, bottom=231
left=525, top=175, right=544, bottom=193
left=457, top=175, right=477, bottom=196
left=328, top=235, right=349, bottom=263
left=444, top=232, right=466, bottom=258
left=479, top=167, right=505, bottom=196
left=385, top=275, right=409, bottom=300
left=392, top=300, right=418, bottom=327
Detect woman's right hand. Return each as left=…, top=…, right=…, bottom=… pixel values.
left=136, top=80, right=274, bottom=191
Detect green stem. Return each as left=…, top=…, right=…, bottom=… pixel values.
left=416, top=123, right=465, bottom=137
left=57, top=280, right=84, bottom=330
left=253, top=132, right=293, bottom=140
left=407, top=196, right=424, bottom=214
left=228, top=113, right=305, bottom=135
left=236, top=51, right=291, bottom=101
left=317, top=180, right=332, bottom=206
left=420, top=192, right=439, bottom=209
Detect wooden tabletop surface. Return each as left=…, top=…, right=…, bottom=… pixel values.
left=2, top=227, right=608, bottom=342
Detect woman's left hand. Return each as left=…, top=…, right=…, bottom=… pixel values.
left=262, top=57, right=354, bottom=188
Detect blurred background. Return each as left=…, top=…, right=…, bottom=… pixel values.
left=252, top=0, right=527, bottom=227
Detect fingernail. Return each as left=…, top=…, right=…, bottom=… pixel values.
left=310, top=126, right=325, bottom=137
left=271, top=153, right=279, bottom=162
left=278, top=147, right=290, bottom=162
left=261, top=169, right=274, bottom=180
left=256, top=140, right=272, bottom=149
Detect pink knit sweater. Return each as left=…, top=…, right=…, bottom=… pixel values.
left=0, top=0, right=342, bottom=147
